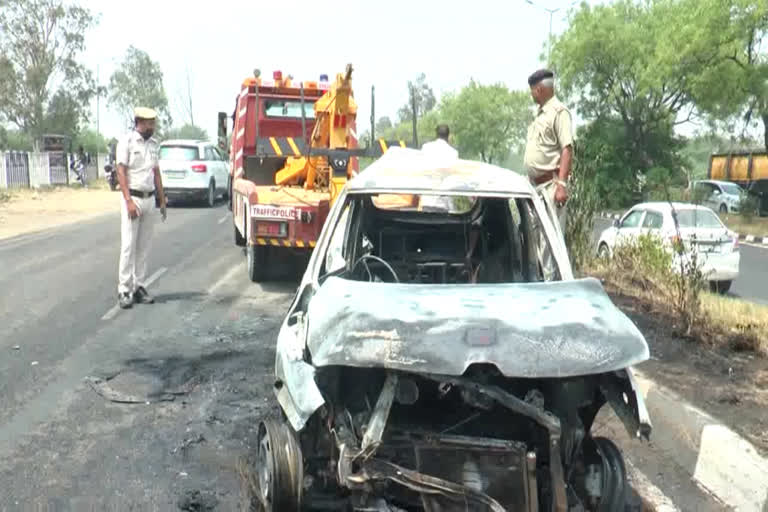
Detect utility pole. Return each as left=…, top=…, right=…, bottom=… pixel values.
left=410, top=83, right=418, bottom=147
left=524, top=0, right=577, bottom=66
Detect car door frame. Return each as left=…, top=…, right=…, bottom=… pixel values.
left=615, top=208, right=647, bottom=248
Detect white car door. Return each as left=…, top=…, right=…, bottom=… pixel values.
left=204, top=145, right=224, bottom=192
left=214, top=147, right=228, bottom=191
left=639, top=209, right=664, bottom=241
left=615, top=209, right=646, bottom=248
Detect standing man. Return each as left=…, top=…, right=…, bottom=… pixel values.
left=419, top=124, right=459, bottom=211
left=524, top=69, right=573, bottom=280
left=116, top=107, right=167, bottom=309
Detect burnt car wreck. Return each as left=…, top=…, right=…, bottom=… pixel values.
left=257, top=149, right=652, bottom=511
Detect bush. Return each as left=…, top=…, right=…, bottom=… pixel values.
left=565, top=141, right=603, bottom=273
left=739, top=194, right=760, bottom=223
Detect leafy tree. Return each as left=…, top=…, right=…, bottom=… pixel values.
left=684, top=0, right=768, bottom=150
left=0, top=128, right=34, bottom=151
left=163, top=124, right=210, bottom=141
left=73, top=129, right=108, bottom=155
left=440, top=81, right=532, bottom=164
left=397, top=73, right=437, bottom=123
left=108, top=46, right=172, bottom=132
left=551, top=0, right=723, bottom=173
left=0, top=0, right=99, bottom=145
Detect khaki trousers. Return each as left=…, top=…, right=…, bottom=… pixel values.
left=532, top=180, right=567, bottom=281
left=118, top=194, right=156, bottom=294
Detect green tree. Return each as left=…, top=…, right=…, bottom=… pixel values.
left=551, top=1, right=723, bottom=173
left=440, top=81, right=532, bottom=164
left=163, top=124, right=210, bottom=141
left=397, top=73, right=437, bottom=123
left=73, top=129, right=108, bottom=155
left=108, top=46, right=172, bottom=131
left=684, top=0, right=768, bottom=150
left=0, top=0, right=99, bottom=145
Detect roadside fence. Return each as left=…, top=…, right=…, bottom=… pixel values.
left=0, top=151, right=107, bottom=189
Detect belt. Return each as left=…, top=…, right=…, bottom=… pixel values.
left=531, top=170, right=557, bottom=185
left=129, top=189, right=155, bottom=198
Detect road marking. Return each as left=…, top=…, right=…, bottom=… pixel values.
left=101, top=267, right=168, bottom=321
left=206, top=264, right=242, bottom=296
left=217, top=216, right=228, bottom=225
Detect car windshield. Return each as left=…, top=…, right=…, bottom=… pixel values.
left=675, top=209, right=723, bottom=229
left=159, top=146, right=199, bottom=160
left=264, top=100, right=316, bottom=119
left=321, top=192, right=559, bottom=284
left=720, top=183, right=742, bottom=196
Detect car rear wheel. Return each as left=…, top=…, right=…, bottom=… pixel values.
left=719, top=203, right=728, bottom=213
left=206, top=181, right=216, bottom=208
left=247, top=245, right=270, bottom=282
left=710, top=280, right=732, bottom=294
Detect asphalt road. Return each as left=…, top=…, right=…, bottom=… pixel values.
left=593, top=218, right=768, bottom=305
left=0, top=206, right=728, bottom=510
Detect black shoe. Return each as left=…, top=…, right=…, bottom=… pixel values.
left=133, top=286, right=155, bottom=304
left=118, top=292, right=133, bottom=309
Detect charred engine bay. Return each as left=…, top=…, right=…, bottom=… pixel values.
left=279, top=365, right=639, bottom=512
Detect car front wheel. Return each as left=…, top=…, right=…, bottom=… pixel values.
left=719, top=203, right=728, bottom=213
left=710, top=280, right=732, bottom=294
left=597, top=243, right=610, bottom=260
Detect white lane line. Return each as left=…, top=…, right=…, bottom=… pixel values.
left=217, top=215, right=228, bottom=225
left=207, top=264, right=243, bottom=296
left=101, top=267, right=168, bottom=321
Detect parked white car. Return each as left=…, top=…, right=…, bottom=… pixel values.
left=597, top=202, right=740, bottom=293
left=692, top=179, right=745, bottom=214
left=158, top=140, right=229, bottom=207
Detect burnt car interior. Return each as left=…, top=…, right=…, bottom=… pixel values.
left=320, top=193, right=557, bottom=285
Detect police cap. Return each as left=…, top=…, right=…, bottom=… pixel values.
left=134, top=107, right=157, bottom=120
left=528, top=69, right=555, bottom=87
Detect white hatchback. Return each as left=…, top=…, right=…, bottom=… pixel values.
left=597, top=202, right=740, bottom=293
left=159, top=140, right=229, bottom=207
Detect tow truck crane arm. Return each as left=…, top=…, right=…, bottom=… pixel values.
left=274, top=64, right=357, bottom=204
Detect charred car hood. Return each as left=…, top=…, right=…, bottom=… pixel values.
left=306, top=277, right=648, bottom=378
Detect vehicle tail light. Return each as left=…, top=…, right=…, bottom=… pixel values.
left=191, top=164, right=207, bottom=173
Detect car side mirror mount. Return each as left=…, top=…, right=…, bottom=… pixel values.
left=612, top=218, right=620, bottom=228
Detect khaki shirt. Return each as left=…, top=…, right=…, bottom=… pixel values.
left=524, top=96, right=573, bottom=178
left=116, top=130, right=159, bottom=192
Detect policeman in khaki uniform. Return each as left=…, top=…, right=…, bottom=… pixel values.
left=524, top=69, right=574, bottom=281
left=116, top=107, right=167, bottom=309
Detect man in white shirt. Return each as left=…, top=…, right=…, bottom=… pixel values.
left=115, top=107, right=167, bottom=309
left=419, top=125, right=459, bottom=211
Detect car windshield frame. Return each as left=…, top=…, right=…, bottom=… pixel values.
left=315, top=189, right=567, bottom=285
left=159, top=145, right=200, bottom=161
left=720, top=183, right=743, bottom=196
left=674, top=208, right=724, bottom=229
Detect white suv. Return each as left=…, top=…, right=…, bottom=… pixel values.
left=159, top=140, right=229, bottom=207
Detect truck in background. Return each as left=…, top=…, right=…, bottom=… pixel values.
left=708, top=151, right=768, bottom=216
left=219, top=64, right=413, bottom=282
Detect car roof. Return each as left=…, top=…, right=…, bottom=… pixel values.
left=630, top=202, right=716, bottom=213
left=160, top=139, right=208, bottom=147
left=695, top=179, right=739, bottom=187
left=348, top=147, right=535, bottom=195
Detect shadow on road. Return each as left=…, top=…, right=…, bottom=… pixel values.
left=153, top=291, right=208, bottom=304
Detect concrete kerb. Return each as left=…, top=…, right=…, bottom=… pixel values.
left=633, top=369, right=768, bottom=511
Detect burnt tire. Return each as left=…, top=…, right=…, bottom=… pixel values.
left=247, top=245, right=270, bottom=282
left=594, top=437, right=628, bottom=512
left=255, top=420, right=303, bottom=512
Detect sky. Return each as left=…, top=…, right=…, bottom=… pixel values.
left=80, top=0, right=584, bottom=141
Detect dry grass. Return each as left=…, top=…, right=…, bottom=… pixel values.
left=0, top=181, right=119, bottom=240
left=589, top=262, right=768, bottom=356
left=700, top=293, right=768, bottom=354
left=720, top=213, right=768, bottom=238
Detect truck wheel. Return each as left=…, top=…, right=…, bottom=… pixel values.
left=710, top=280, right=732, bottom=294
left=226, top=176, right=232, bottom=210
left=719, top=203, right=728, bottom=213
left=247, top=245, right=270, bottom=282
left=234, top=222, right=246, bottom=247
